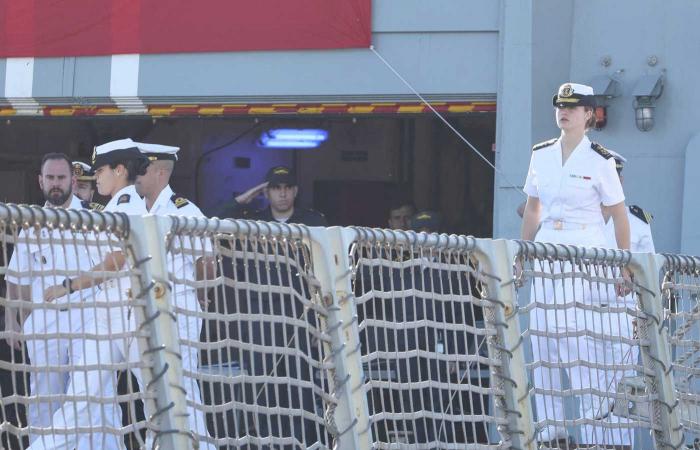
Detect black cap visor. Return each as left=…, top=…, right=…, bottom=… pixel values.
left=553, top=94, right=596, bottom=108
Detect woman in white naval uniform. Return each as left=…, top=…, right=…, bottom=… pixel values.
left=33, top=139, right=150, bottom=450
left=520, top=83, right=632, bottom=447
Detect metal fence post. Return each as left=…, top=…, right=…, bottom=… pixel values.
left=474, top=238, right=537, bottom=449
left=629, top=253, right=684, bottom=449
left=127, top=215, right=193, bottom=449
left=308, top=226, right=372, bottom=450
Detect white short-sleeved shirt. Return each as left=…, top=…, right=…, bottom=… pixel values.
left=523, top=136, right=625, bottom=226
left=148, top=185, right=212, bottom=295
left=605, top=206, right=655, bottom=253
left=95, top=184, right=147, bottom=298
left=6, top=196, right=95, bottom=305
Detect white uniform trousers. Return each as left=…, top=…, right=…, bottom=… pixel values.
left=27, top=287, right=135, bottom=450
left=23, top=304, right=116, bottom=447
left=173, top=288, right=212, bottom=447
left=28, top=287, right=215, bottom=450
left=530, top=226, right=636, bottom=445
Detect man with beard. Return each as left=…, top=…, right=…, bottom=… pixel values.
left=4, top=153, right=97, bottom=446
left=222, top=165, right=327, bottom=226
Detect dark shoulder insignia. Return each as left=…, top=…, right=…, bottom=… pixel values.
left=117, top=194, right=131, bottom=205
left=629, top=205, right=653, bottom=224
left=81, top=200, right=90, bottom=209
left=170, top=194, right=190, bottom=209
left=532, top=138, right=558, bottom=151
left=90, top=202, right=105, bottom=211
left=590, top=142, right=614, bottom=159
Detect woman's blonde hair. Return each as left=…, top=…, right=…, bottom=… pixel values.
left=584, top=106, right=597, bottom=130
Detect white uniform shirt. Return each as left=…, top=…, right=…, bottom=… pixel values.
left=148, top=185, right=211, bottom=295
left=523, top=136, right=625, bottom=227
left=605, top=206, right=655, bottom=253
left=95, top=184, right=147, bottom=296
left=6, top=196, right=95, bottom=305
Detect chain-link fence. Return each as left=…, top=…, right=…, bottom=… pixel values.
left=167, top=217, right=334, bottom=449
left=351, top=229, right=500, bottom=449
left=662, top=255, right=700, bottom=446
left=515, top=242, right=653, bottom=449
left=0, top=205, right=168, bottom=449
left=0, top=203, right=698, bottom=449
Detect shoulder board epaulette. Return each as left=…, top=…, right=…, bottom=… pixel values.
left=590, top=142, right=614, bottom=159
left=170, top=194, right=190, bottom=209
left=629, top=205, right=653, bottom=224
left=532, top=138, right=557, bottom=151
left=117, top=194, right=130, bottom=205
left=90, top=202, right=105, bottom=211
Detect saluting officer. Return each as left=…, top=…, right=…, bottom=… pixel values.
left=603, top=150, right=655, bottom=253
left=520, top=83, right=632, bottom=447
left=32, top=139, right=150, bottom=450
left=5, top=153, right=98, bottom=446
left=134, top=142, right=216, bottom=450
left=222, top=165, right=327, bottom=226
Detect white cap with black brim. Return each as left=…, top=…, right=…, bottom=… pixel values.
left=91, top=138, right=147, bottom=169
left=133, top=142, right=179, bottom=161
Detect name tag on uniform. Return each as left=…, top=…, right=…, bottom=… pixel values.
left=570, top=174, right=592, bottom=181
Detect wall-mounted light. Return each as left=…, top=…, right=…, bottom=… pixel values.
left=633, top=74, right=664, bottom=132
left=589, top=75, right=621, bottom=130
left=257, top=128, right=329, bottom=149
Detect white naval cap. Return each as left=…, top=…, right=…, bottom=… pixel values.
left=72, top=161, right=95, bottom=180
left=91, top=138, right=148, bottom=169
left=553, top=82, right=596, bottom=107
left=134, top=142, right=179, bottom=161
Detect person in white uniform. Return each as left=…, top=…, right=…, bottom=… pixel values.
left=599, top=150, right=654, bottom=448
left=71, top=161, right=96, bottom=205
left=520, top=83, right=632, bottom=448
left=603, top=151, right=655, bottom=253
left=30, top=139, right=150, bottom=450
left=134, top=142, right=217, bottom=450
left=4, top=153, right=99, bottom=446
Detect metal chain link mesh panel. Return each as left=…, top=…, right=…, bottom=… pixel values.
left=0, top=205, right=154, bottom=449
left=515, top=242, right=654, bottom=449
left=662, top=255, right=700, bottom=443
left=350, top=229, right=505, bottom=449
left=167, top=217, right=334, bottom=449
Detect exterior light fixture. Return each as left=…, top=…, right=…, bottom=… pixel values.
left=589, top=75, right=621, bottom=130
left=633, top=74, right=664, bottom=132
left=258, top=128, right=329, bottom=149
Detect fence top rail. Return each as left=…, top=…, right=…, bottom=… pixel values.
left=661, top=253, right=700, bottom=273
left=514, top=239, right=632, bottom=265
left=349, top=226, right=477, bottom=250
left=169, top=215, right=312, bottom=240
left=0, top=203, right=129, bottom=235
left=166, top=218, right=477, bottom=250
